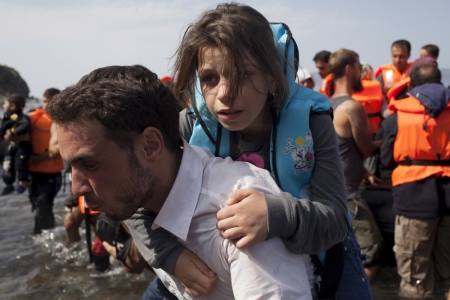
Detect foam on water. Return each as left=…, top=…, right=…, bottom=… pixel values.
left=0, top=179, right=152, bottom=300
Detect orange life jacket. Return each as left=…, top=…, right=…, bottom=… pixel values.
left=374, top=62, right=412, bottom=87
left=386, top=77, right=410, bottom=103
left=391, top=96, right=450, bottom=186
left=318, top=73, right=334, bottom=98
left=78, top=196, right=101, bottom=215
left=352, top=80, right=384, bottom=134
left=28, top=109, right=64, bottom=173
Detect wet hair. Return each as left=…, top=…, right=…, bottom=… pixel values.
left=313, top=50, right=331, bottom=63
left=392, top=39, right=411, bottom=55
left=421, top=44, right=439, bottom=59
left=47, top=65, right=180, bottom=152
left=172, top=2, right=288, bottom=112
left=329, top=49, right=359, bottom=79
left=43, top=88, right=61, bottom=100
left=5, top=93, right=26, bottom=109
left=410, top=64, right=441, bottom=88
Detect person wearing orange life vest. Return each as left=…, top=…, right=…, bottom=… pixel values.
left=375, top=39, right=412, bottom=95
left=313, top=50, right=335, bottom=97
left=28, top=88, right=64, bottom=234
left=380, top=64, right=450, bottom=299
left=352, top=63, right=386, bottom=135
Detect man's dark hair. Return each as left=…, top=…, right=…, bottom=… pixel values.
left=47, top=65, right=180, bottom=152
left=421, top=44, right=439, bottom=59
left=43, top=88, right=61, bottom=100
left=410, top=64, right=441, bottom=88
left=329, top=48, right=359, bottom=79
left=6, top=93, right=26, bottom=109
left=313, top=50, right=331, bottom=63
left=392, top=39, right=411, bottom=55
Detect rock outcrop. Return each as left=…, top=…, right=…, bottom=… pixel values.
left=0, top=65, right=30, bottom=102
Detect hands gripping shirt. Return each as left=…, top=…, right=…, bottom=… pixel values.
left=146, top=140, right=313, bottom=300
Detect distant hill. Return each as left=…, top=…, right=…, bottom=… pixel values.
left=0, top=65, right=30, bottom=103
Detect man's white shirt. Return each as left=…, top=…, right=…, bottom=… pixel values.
left=152, top=140, right=314, bottom=299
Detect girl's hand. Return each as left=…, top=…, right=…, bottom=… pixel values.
left=216, top=188, right=268, bottom=249
left=174, top=249, right=217, bottom=297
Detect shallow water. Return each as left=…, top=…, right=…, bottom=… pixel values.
left=0, top=178, right=152, bottom=300
left=0, top=177, right=447, bottom=299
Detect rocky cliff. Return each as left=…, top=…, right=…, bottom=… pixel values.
left=0, top=65, right=30, bottom=102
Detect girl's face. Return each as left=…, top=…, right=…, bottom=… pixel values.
left=198, top=46, right=276, bottom=141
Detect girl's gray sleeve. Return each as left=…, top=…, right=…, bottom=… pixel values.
left=124, top=210, right=186, bottom=274
left=265, top=113, right=349, bottom=254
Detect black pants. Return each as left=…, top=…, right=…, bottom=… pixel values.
left=29, top=172, right=62, bottom=234
left=2, top=141, right=33, bottom=185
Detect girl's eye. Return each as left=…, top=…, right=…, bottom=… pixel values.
left=201, top=75, right=218, bottom=84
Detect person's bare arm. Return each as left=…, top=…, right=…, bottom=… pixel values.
left=346, top=101, right=381, bottom=158
left=48, top=123, right=60, bottom=158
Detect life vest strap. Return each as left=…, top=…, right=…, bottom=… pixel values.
left=400, top=156, right=450, bottom=166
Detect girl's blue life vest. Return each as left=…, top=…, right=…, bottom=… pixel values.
left=188, top=23, right=351, bottom=265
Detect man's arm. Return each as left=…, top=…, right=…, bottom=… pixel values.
left=48, top=123, right=60, bottom=158
left=103, top=239, right=148, bottom=274
left=347, top=101, right=381, bottom=158
left=379, top=113, right=398, bottom=169
left=124, top=209, right=216, bottom=297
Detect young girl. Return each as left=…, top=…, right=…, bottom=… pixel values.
left=126, top=3, right=372, bottom=299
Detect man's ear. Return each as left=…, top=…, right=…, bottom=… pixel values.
left=345, top=64, right=352, bottom=76
left=140, top=127, right=164, bottom=162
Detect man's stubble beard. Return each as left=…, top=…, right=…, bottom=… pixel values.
left=106, top=152, right=155, bottom=222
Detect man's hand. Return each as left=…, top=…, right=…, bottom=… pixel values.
left=367, top=174, right=383, bottom=186
left=173, top=249, right=216, bottom=297
left=3, top=130, right=12, bottom=142
left=103, top=241, right=117, bottom=258
left=216, top=188, right=268, bottom=249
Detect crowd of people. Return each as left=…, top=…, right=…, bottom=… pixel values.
left=1, top=2, right=449, bottom=300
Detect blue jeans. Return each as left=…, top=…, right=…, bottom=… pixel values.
left=335, top=227, right=374, bottom=300
left=141, top=276, right=177, bottom=300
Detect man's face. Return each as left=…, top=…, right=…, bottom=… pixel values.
left=3, top=100, right=13, bottom=113
left=420, top=48, right=430, bottom=58
left=391, top=46, right=410, bottom=73
left=58, top=119, right=155, bottom=221
left=315, top=60, right=330, bottom=79
left=42, top=96, right=49, bottom=112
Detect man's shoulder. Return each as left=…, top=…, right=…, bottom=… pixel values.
left=331, top=95, right=357, bottom=111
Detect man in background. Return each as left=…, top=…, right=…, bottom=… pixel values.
left=380, top=64, right=450, bottom=299
left=28, top=88, right=64, bottom=234
left=313, top=50, right=334, bottom=97
left=329, top=49, right=384, bottom=281
left=375, top=40, right=412, bottom=94
left=420, top=44, right=439, bottom=60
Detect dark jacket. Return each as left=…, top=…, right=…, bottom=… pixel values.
left=380, top=83, right=450, bottom=218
